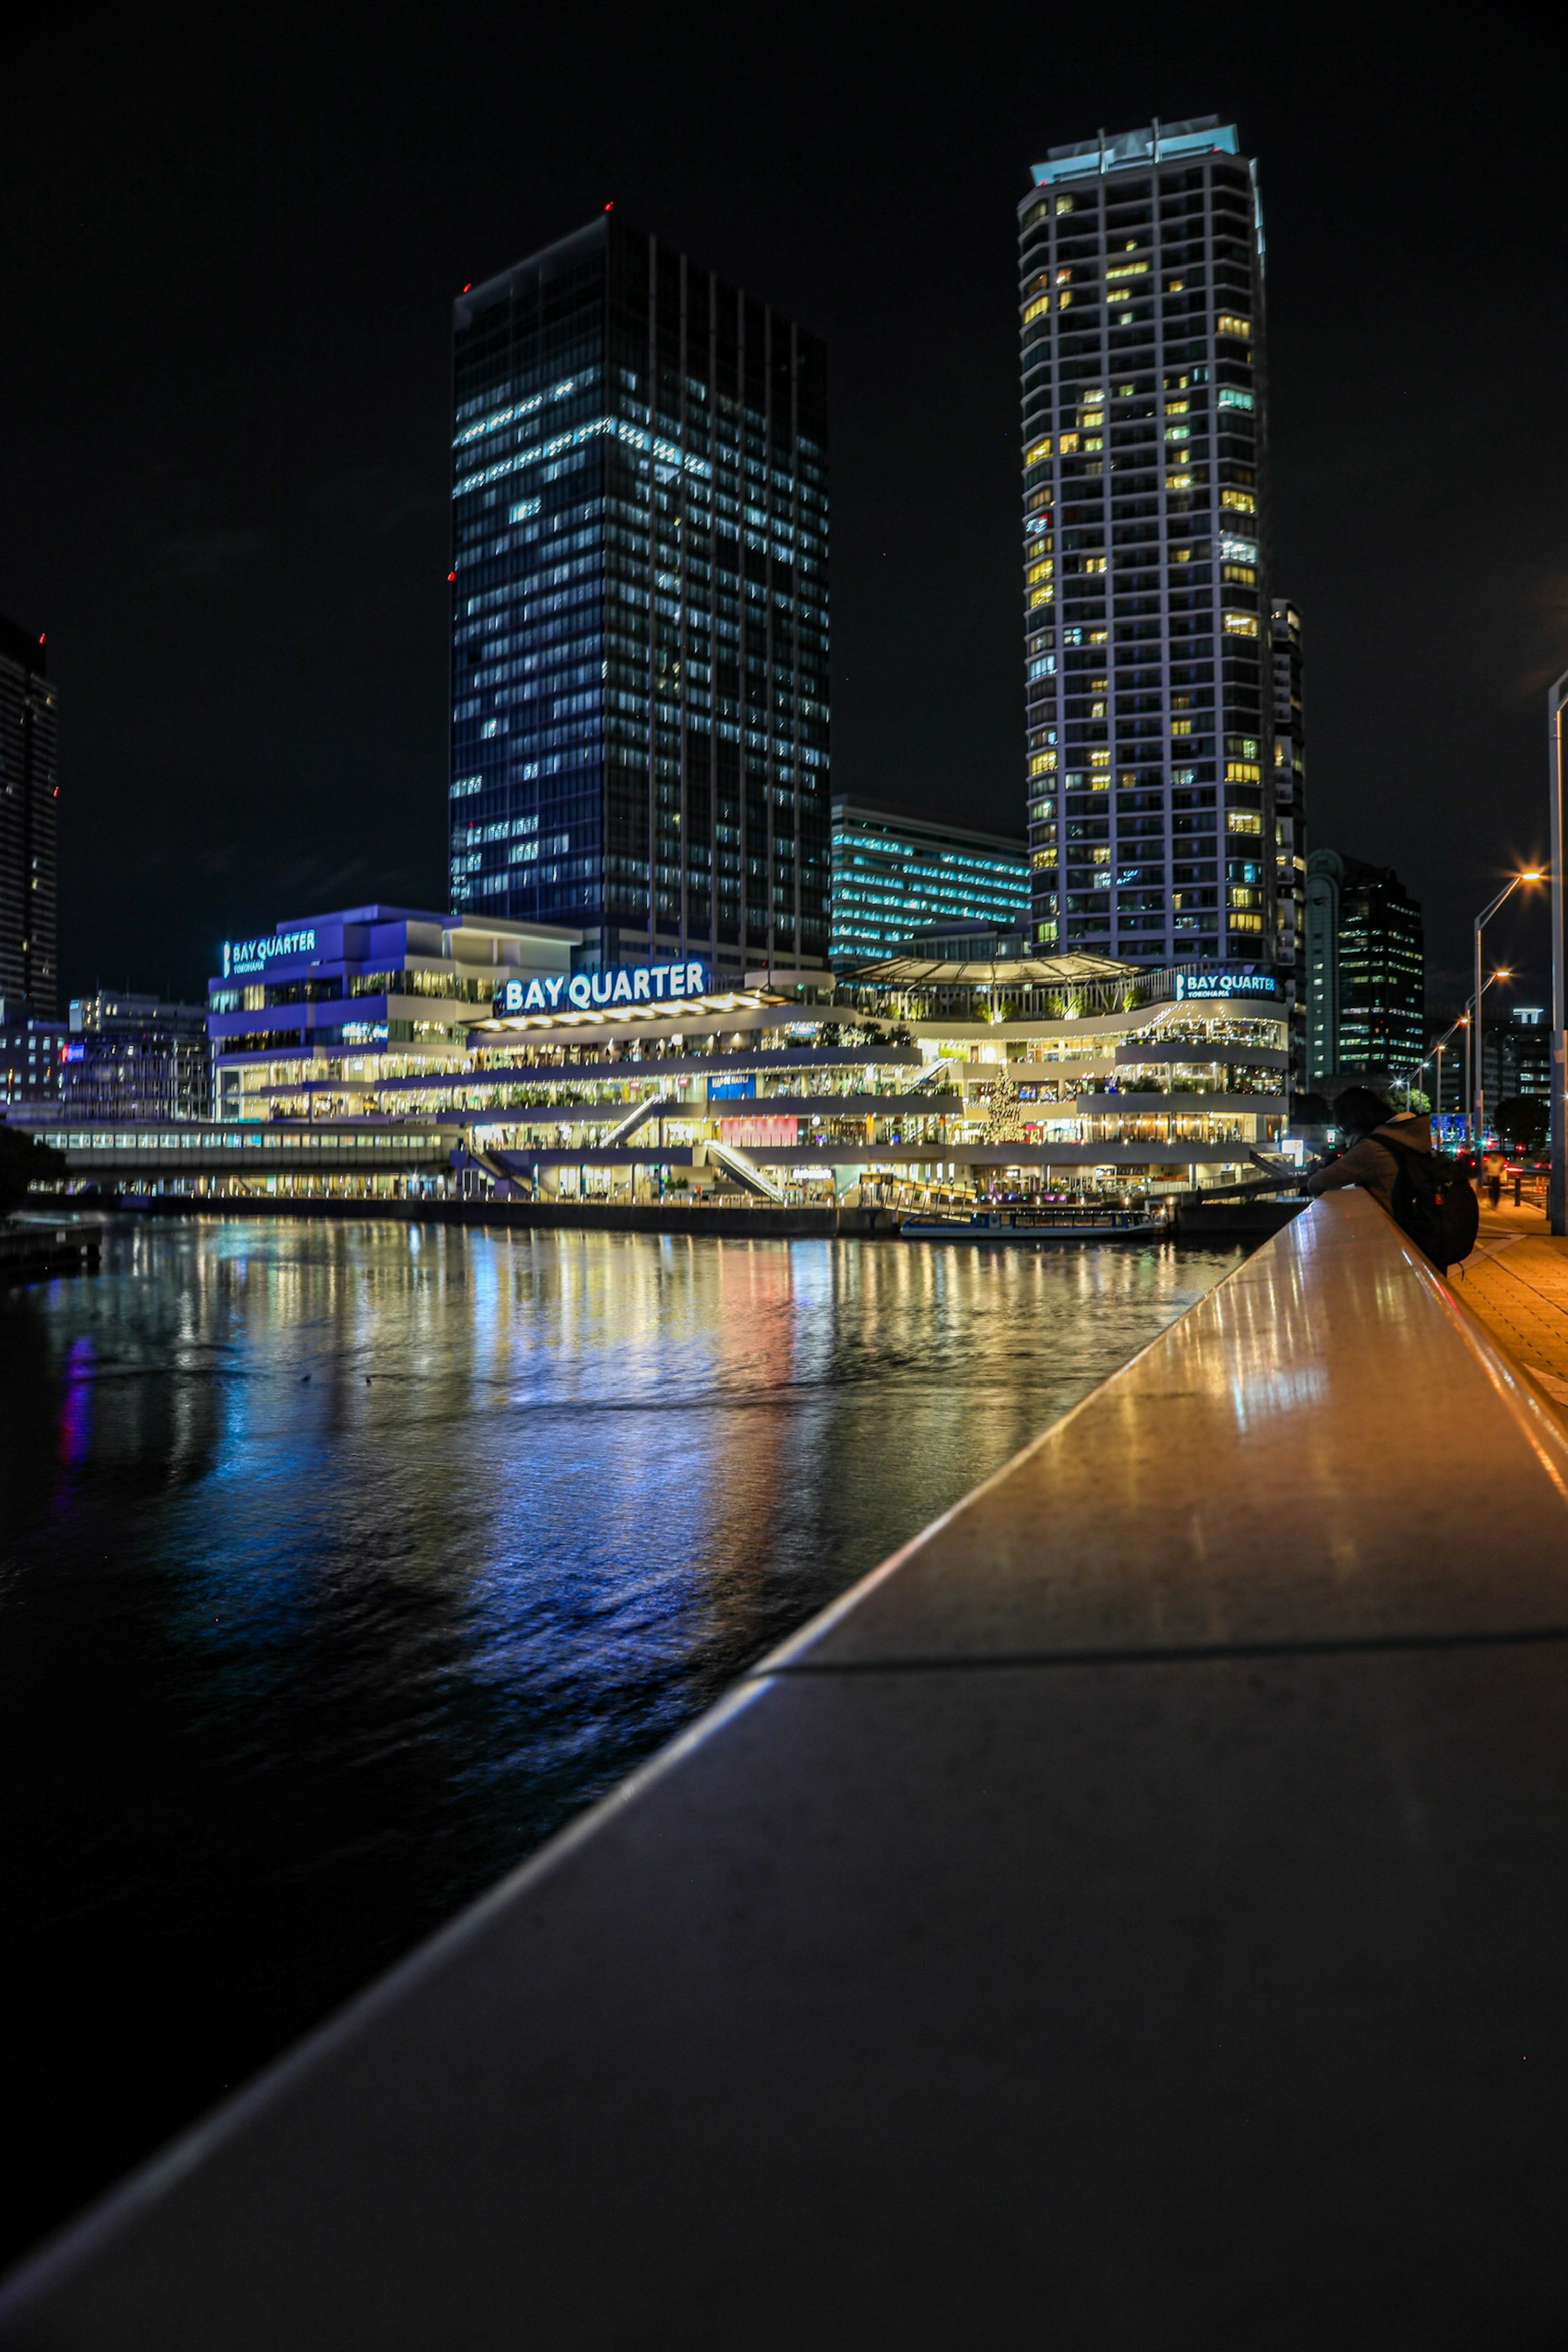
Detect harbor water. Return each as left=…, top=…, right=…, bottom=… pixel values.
left=0, top=1215, right=1242, bottom=2267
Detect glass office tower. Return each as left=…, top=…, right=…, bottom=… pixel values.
left=0, top=617, right=59, bottom=1017
left=830, top=796, right=1028, bottom=966
left=1018, top=118, right=1275, bottom=969
left=450, top=214, right=830, bottom=977
left=1304, top=850, right=1424, bottom=1083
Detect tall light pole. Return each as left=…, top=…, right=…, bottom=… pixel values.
left=1473, top=874, right=1543, bottom=1160
left=1550, top=673, right=1568, bottom=1233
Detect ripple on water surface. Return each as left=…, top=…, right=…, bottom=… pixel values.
left=0, top=1215, right=1241, bottom=2264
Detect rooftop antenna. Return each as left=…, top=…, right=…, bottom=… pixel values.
left=1152, top=115, right=1161, bottom=162
left=1098, top=127, right=1107, bottom=175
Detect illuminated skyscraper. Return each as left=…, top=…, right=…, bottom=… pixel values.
left=1018, top=118, right=1275, bottom=969
left=0, top=617, right=58, bottom=1016
left=449, top=215, right=830, bottom=976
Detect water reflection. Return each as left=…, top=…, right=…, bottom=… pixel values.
left=0, top=1216, right=1241, bottom=2265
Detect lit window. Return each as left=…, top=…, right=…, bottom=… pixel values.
left=1089, top=628, right=1108, bottom=644
left=1165, top=277, right=1185, bottom=293
left=1023, top=295, right=1050, bottom=325
left=1218, top=388, right=1254, bottom=412
left=1106, top=261, right=1149, bottom=279
left=1223, top=613, right=1259, bottom=638
left=1058, top=432, right=1080, bottom=454
left=1032, top=847, right=1058, bottom=868
left=1221, top=490, right=1256, bottom=515
left=1029, top=751, right=1058, bottom=775
left=1107, top=288, right=1132, bottom=304
left=1024, top=434, right=1053, bottom=466
left=1171, top=719, right=1192, bottom=737
left=1166, top=399, right=1189, bottom=415
left=1083, top=435, right=1104, bottom=451
left=1216, top=313, right=1252, bottom=339
left=1082, top=555, right=1107, bottom=573
left=1055, top=196, right=1073, bottom=215
left=1226, top=762, right=1262, bottom=785
left=1165, top=424, right=1190, bottom=441
left=1227, top=811, right=1263, bottom=833
left=1055, top=267, right=1073, bottom=285
left=1165, top=473, right=1193, bottom=490
left=1090, top=749, right=1110, bottom=767
left=1222, top=563, right=1256, bottom=585
left=1027, top=557, right=1054, bottom=584
left=1030, top=584, right=1056, bottom=607
left=1058, top=290, right=1073, bottom=310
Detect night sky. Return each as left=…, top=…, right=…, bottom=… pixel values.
left=3, top=3, right=1563, bottom=1016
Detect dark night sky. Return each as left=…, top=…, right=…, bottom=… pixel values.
left=3, top=2, right=1564, bottom=1015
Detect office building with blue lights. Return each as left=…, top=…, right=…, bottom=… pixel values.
left=1018, top=118, right=1278, bottom=971
left=0, top=617, right=59, bottom=1018
left=830, top=797, right=1028, bottom=966
left=450, top=214, right=830, bottom=980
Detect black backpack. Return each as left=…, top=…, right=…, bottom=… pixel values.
left=1376, top=1132, right=1479, bottom=1272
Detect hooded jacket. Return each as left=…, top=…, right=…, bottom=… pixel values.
left=1304, top=1111, right=1433, bottom=1217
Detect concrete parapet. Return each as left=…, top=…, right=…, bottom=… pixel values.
left=5, top=1193, right=1567, bottom=2345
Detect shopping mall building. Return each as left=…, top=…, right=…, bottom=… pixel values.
left=147, top=905, right=1292, bottom=1205
left=12, top=898, right=1288, bottom=1195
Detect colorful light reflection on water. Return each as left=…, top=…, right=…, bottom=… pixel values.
left=0, top=1215, right=1241, bottom=2265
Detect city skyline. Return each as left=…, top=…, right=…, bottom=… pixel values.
left=0, top=9, right=1561, bottom=1005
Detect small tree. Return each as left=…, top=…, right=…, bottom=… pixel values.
left=0, top=1128, right=67, bottom=1218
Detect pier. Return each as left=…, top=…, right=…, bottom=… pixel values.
left=4, top=1188, right=1568, bottom=2346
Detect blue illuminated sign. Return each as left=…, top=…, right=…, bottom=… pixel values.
left=1177, top=970, right=1281, bottom=1000
left=497, top=961, right=710, bottom=1016
left=222, top=928, right=317, bottom=978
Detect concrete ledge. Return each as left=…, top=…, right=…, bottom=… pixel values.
left=6, top=1192, right=1568, bottom=2347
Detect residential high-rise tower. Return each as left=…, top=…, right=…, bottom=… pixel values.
left=0, top=617, right=59, bottom=1016
left=1018, top=118, right=1274, bottom=970
left=1271, top=596, right=1306, bottom=1064
left=449, top=214, right=830, bottom=977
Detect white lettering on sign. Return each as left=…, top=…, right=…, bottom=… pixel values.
left=221, top=928, right=318, bottom=978
left=498, top=962, right=709, bottom=1017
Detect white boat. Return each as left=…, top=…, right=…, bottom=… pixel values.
left=900, top=1206, right=1164, bottom=1244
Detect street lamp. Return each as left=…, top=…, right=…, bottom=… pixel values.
left=1550, top=673, right=1568, bottom=1234
left=1473, top=876, right=1543, bottom=1160
left=1466, top=967, right=1514, bottom=1162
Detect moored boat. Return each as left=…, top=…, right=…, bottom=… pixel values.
left=900, top=1205, right=1164, bottom=1244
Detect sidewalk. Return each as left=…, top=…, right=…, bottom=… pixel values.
left=1453, top=1195, right=1568, bottom=1419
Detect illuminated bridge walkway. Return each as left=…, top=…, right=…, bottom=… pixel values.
left=25, top=1122, right=454, bottom=1181
left=4, top=1194, right=1567, bottom=2345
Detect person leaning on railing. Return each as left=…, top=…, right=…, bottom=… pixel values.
left=1303, top=1088, right=1433, bottom=1215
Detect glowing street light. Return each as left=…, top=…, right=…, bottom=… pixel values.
left=1473, top=874, right=1543, bottom=1158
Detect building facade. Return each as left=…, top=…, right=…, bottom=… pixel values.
left=1303, top=850, right=1424, bottom=1083
left=206, top=905, right=579, bottom=1121
left=830, top=797, right=1028, bottom=966
left=184, top=929, right=1287, bottom=1203
left=450, top=213, right=830, bottom=980
left=63, top=994, right=212, bottom=1123
left=0, top=996, right=66, bottom=1106
left=1018, top=118, right=1274, bottom=972
left=1270, top=598, right=1305, bottom=1057
left=0, top=618, right=59, bottom=1018
left=1483, top=1003, right=1550, bottom=1113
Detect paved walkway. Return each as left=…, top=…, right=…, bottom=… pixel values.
left=1454, top=1196, right=1568, bottom=1418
